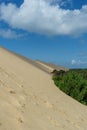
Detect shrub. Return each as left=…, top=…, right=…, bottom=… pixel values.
left=53, top=69, right=87, bottom=105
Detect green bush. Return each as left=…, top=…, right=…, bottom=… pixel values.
left=53, top=69, right=87, bottom=105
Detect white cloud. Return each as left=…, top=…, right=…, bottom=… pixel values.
left=71, top=60, right=77, bottom=65
left=79, top=60, right=87, bottom=65
left=44, top=0, right=72, bottom=7
left=0, top=0, right=87, bottom=36
left=0, top=29, right=22, bottom=39
left=71, top=59, right=87, bottom=65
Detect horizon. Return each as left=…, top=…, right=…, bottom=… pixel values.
left=0, top=0, right=87, bottom=68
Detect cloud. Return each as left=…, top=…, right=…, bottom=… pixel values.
left=71, top=60, right=77, bottom=65
left=44, top=0, right=72, bottom=7
left=79, top=52, right=87, bottom=57
left=0, top=29, right=22, bottom=39
left=71, top=59, right=87, bottom=65
left=0, top=0, right=87, bottom=36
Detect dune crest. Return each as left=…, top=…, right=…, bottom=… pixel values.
left=0, top=46, right=87, bottom=130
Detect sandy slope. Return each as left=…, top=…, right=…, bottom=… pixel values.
left=0, top=47, right=87, bottom=130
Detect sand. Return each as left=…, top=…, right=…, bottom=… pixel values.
left=0, top=46, right=87, bottom=130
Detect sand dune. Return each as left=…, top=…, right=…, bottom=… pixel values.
left=0, top=46, right=87, bottom=130
left=35, top=60, right=68, bottom=72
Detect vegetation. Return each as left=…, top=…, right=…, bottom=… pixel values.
left=52, top=69, right=87, bottom=105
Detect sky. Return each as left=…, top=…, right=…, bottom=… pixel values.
left=0, top=0, right=87, bottom=68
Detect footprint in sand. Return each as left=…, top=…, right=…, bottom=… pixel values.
left=0, top=122, right=2, bottom=126
left=47, top=116, right=60, bottom=127
left=43, top=100, right=53, bottom=109
left=9, top=90, right=16, bottom=94
left=18, top=117, right=24, bottom=123
left=21, top=103, right=26, bottom=108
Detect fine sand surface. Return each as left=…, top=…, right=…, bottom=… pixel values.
left=0, top=47, right=87, bottom=130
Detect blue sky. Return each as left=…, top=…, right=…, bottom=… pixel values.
left=0, top=0, right=87, bottom=68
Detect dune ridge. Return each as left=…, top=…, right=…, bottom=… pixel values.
left=0, top=46, right=87, bottom=130
left=0, top=46, right=68, bottom=74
